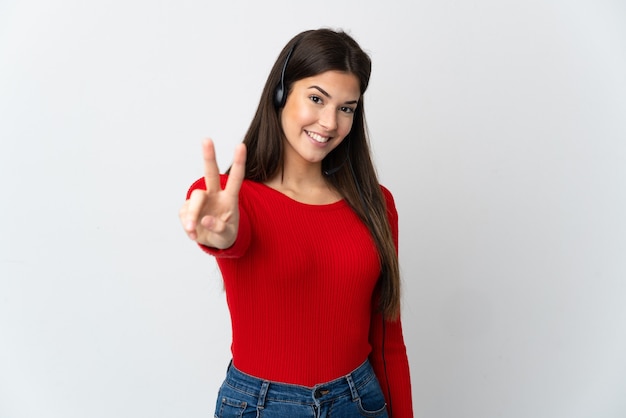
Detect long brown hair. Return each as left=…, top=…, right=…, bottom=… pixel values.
left=234, top=29, right=401, bottom=320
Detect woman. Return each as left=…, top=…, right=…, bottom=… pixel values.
left=180, top=28, right=413, bottom=418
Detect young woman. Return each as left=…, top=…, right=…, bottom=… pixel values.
left=180, top=28, right=413, bottom=418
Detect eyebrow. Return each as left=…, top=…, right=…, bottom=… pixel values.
left=308, top=85, right=359, bottom=105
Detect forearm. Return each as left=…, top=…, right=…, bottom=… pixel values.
left=369, top=312, right=414, bottom=418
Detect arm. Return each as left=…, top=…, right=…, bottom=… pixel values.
left=369, top=186, right=414, bottom=417
left=369, top=309, right=413, bottom=418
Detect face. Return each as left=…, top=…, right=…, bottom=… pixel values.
left=280, top=70, right=361, bottom=170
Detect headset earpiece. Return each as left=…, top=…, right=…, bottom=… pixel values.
left=273, top=44, right=296, bottom=108
left=273, top=86, right=286, bottom=109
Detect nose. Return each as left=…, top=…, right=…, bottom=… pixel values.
left=319, top=107, right=338, bottom=131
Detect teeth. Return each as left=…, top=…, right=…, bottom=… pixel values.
left=306, top=131, right=330, bottom=143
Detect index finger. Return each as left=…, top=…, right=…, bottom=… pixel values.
left=202, top=138, right=221, bottom=193
left=223, top=143, right=247, bottom=198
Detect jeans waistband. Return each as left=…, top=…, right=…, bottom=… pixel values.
left=223, top=359, right=377, bottom=405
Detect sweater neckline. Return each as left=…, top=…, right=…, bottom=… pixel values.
left=252, top=181, right=347, bottom=209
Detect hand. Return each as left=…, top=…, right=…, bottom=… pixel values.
left=180, top=138, right=247, bottom=249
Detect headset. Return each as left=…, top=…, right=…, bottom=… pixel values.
left=274, top=41, right=394, bottom=414
left=273, top=44, right=296, bottom=108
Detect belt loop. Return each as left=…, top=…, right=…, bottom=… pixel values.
left=345, top=373, right=359, bottom=401
left=257, top=380, right=270, bottom=409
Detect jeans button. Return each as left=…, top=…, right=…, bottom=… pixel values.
left=314, top=388, right=330, bottom=398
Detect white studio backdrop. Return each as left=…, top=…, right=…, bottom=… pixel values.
left=1, top=0, right=625, bottom=417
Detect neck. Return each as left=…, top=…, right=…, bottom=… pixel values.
left=277, top=151, right=326, bottom=187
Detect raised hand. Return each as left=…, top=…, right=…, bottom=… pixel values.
left=180, top=138, right=247, bottom=249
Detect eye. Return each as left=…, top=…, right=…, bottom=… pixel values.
left=340, top=106, right=355, bottom=114
left=309, top=95, right=323, bottom=104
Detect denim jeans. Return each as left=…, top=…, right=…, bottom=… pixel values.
left=214, top=360, right=389, bottom=418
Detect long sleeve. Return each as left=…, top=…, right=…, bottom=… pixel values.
left=369, top=310, right=413, bottom=418
left=368, top=186, right=414, bottom=417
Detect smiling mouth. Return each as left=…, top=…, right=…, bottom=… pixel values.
left=305, top=130, right=331, bottom=143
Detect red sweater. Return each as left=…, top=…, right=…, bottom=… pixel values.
left=188, top=176, right=413, bottom=417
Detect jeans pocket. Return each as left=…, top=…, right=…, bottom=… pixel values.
left=215, top=382, right=257, bottom=418
left=355, top=376, right=388, bottom=417
left=215, top=396, right=248, bottom=418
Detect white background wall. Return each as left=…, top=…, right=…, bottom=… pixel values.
left=1, top=0, right=625, bottom=417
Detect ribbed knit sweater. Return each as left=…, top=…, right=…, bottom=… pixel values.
left=187, top=176, right=413, bottom=417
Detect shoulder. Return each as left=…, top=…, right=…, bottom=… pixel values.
left=186, top=175, right=263, bottom=199
left=186, top=177, right=206, bottom=198
left=186, top=174, right=234, bottom=198
left=379, top=184, right=398, bottom=228
left=379, top=184, right=397, bottom=211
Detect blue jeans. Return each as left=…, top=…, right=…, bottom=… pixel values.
left=214, top=360, right=389, bottom=418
